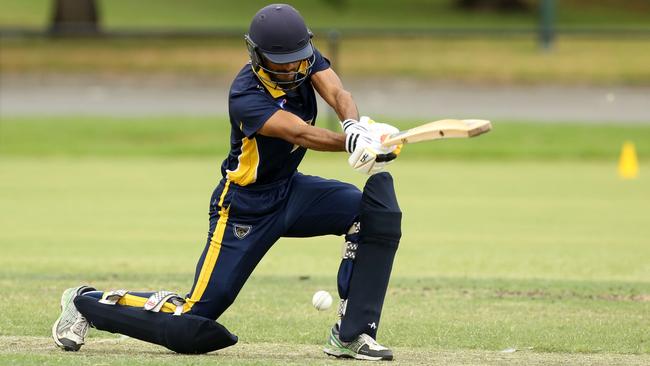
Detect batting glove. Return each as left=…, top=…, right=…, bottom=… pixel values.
left=341, top=116, right=402, bottom=154
left=347, top=133, right=398, bottom=175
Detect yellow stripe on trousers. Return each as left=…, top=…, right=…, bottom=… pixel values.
left=183, top=180, right=231, bottom=312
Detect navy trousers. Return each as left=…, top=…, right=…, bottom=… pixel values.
left=184, top=172, right=361, bottom=320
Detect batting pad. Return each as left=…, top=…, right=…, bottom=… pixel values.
left=339, top=172, right=402, bottom=342
left=74, top=296, right=238, bottom=354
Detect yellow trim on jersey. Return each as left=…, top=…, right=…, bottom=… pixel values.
left=255, top=60, right=309, bottom=99
left=226, top=136, right=259, bottom=186
left=184, top=180, right=231, bottom=312
left=257, top=68, right=285, bottom=98
left=117, top=294, right=177, bottom=313
left=297, top=60, right=308, bottom=74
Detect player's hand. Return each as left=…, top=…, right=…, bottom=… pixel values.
left=346, top=116, right=402, bottom=149
left=341, top=116, right=402, bottom=155
left=347, top=132, right=398, bottom=175
left=341, top=118, right=368, bottom=135
left=357, top=116, right=395, bottom=136
left=342, top=117, right=374, bottom=153
left=341, top=116, right=385, bottom=135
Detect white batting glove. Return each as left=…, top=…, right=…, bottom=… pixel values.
left=347, top=132, right=398, bottom=175
left=341, top=117, right=372, bottom=153
left=359, top=116, right=404, bottom=156
left=358, top=116, right=400, bottom=140
left=343, top=130, right=373, bottom=154
left=341, top=116, right=400, bottom=153
left=341, top=118, right=368, bottom=134
left=341, top=116, right=400, bottom=175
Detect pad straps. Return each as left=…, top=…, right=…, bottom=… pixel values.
left=144, top=291, right=186, bottom=316
left=98, top=289, right=128, bottom=305
left=97, top=289, right=186, bottom=316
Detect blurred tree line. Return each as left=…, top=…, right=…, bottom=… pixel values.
left=456, top=0, right=530, bottom=12
left=50, top=0, right=99, bottom=34
left=49, top=0, right=533, bottom=34
left=321, top=0, right=531, bottom=12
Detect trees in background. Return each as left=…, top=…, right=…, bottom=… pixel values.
left=455, top=0, right=530, bottom=12
left=50, top=0, right=100, bottom=34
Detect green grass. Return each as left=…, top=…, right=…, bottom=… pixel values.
left=2, top=0, right=650, bottom=29
left=0, top=156, right=649, bottom=365
left=0, top=117, right=648, bottom=364
left=1, top=116, right=649, bottom=160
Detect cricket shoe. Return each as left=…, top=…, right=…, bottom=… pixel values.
left=323, top=322, right=393, bottom=361
left=52, top=285, right=95, bottom=351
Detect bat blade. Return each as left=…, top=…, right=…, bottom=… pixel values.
left=381, top=119, right=491, bottom=147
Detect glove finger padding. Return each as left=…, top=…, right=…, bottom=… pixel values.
left=348, top=147, right=396, bottom=175
left=348, top=145, right=377, bottom=174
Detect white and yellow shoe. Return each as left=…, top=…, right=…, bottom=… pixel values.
left=52, top=285, right=95, bottom=351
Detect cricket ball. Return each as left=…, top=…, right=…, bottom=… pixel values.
left=312, top=290, right=333, bottom=311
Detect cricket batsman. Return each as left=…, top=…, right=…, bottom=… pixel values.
left=52, top=4, right=402, bottom=361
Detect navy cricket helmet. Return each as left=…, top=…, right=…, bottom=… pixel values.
left=245, top=4, right=315, bottom=91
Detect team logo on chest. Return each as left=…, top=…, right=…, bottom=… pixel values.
left=233, top=224, right=252, bottom=239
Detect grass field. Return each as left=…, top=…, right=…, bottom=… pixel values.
left=3, top=0, right=650, bottom=29
left=0, top=117, right=649, bottom=365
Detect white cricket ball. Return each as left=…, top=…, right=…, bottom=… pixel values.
left=312, top=290, right=333, bottom=311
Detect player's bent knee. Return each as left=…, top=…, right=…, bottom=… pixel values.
left=360, top=172, right=402, bottom=246
left=163, top=312, right=236, bottom=354
left=74, top=296, right=238, bottom=354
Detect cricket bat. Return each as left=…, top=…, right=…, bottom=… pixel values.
left=381, top=119, right=492, bottom=147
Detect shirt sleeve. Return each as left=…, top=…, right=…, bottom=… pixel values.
left=311, top=47, right=331, bottom=74
left=229, top=90, right=280, bottom=138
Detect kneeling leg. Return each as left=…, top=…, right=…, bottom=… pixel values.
left=74, top=290, right=238, bottom=354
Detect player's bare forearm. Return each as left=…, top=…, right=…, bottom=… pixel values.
left=292, top=124, right=346, bottom=152
left=332, top=89, right=359, bottom=122
left=312, top=68, right=359, bottom=122
left=259, top=110, right=346, bottom=152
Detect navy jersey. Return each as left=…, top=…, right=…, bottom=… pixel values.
left=221, top=48, right=331, bottom=187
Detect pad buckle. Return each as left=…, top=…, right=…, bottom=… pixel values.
left=144, top=291, right=186, bottom=316
left=98, top=289, right=128, bottom=305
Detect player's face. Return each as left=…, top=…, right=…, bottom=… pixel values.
left=264, top=60, right=303, bottom=82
